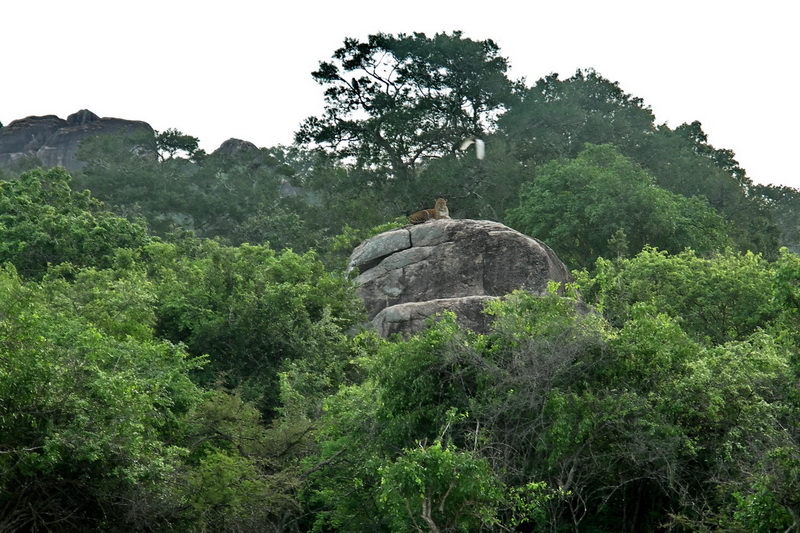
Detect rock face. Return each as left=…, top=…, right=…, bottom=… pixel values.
left=0, top=110, right=154, bottom=171
left=348, top=219, right=573, bottom=337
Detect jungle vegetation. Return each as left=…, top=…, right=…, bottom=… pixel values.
left=2, top=31, right=800, bottom=532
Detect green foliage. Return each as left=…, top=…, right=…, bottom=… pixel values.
left=4, top=154, right=45, bottom=176
left=730, top=477, right=794, bottom=533
left=0, top=167, right=150, bottom=278
left=75, top=132, right=316, bottom=248
left=42, top=264, right=158, bottom=341
left=290, top=32, right=525, bottom=229
left=176, top=388, right=314, bottom=531
left=180, top=147, right=299, bottom=245
left=378, top=441, right=503, bottom=532
left=580, top=248, right=778, bottom=344
left=645, top=122, right=780, bottom=256
left=155, top=127, right=203, bottom=161
left=300, top=379, right=386, bottom=531
left=303, top=273, right=800, bottom=531
left=304, top=296, right=608, bottom=530
left=72, top=129, right=161, bottom=209
left=774, top=249, right=800, bottom=329
left=2, top=32, right=800, bottom=532
left=755, top=184, right=800, bottom=252
left=144, top=237, right=365, bottom=415
left=63, top=51, right=789, bottom=261
left=505, top=481, right=569, bottom=529
left=0, top=231, right=361, bottom=530
left=499, top=69, right=658, bottom=167
left=413, top=135, right=530, bottom=221
left=506, top=144, right=732, bottom=269
left=297, top=31, right=517, bottom=185
left=666, top=333, right=789, bottom=454
left=499, top=70, right=780, bottom=256
left=0, top=265, right=203, bottom=531
left=0, top=166, right=371, bottom=529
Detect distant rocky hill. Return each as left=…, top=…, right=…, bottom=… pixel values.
left=0, top=110, right=154, bottom=172
left=347, top=219, right=573, bottom=337
left=0, top=110, right=265, bottom=174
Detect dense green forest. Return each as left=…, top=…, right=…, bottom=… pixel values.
left=2, top=32, right=800, bottom=532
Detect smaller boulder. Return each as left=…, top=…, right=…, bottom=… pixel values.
left=212, top=138, right=259, bottom=156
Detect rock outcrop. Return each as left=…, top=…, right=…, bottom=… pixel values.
left=212, top=138, right=259, bottom=156
left=0, top=110, right=154, bottom=171
left=348, top=219, right=573, bottom=337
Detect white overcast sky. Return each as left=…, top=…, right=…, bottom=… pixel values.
left=2, top=1, right=797, bottom=189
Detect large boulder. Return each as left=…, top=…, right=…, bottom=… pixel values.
left=0, top=110, right=154, bottom=171
left=348, top=219, right=573, bottom=337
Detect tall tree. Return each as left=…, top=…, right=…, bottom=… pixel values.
left=296, top=32, right=517, bottom=185
left=498, top=70, right=780, bottom=256
left=155, top=128, right=204, bottom=162
left=499, top=69, right=658, bottom=167
left=506, top=144, right=732, bottom=270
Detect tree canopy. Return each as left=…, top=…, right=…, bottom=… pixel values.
left=506, top=143, right=732, bottom=269
left=296, top=31, right=517, bottom=184
left=0, top=167, right=149, bottom=278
